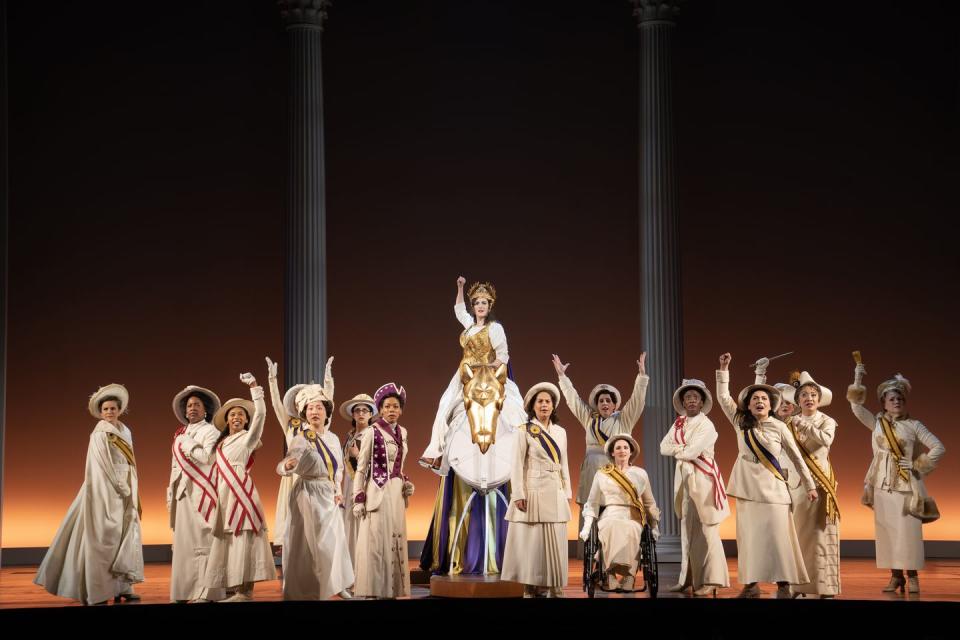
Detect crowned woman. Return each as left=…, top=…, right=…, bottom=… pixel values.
left=419, top=276, right=527, bottom=575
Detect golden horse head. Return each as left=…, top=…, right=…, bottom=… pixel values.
left=461, top=362, right=507, bottom=455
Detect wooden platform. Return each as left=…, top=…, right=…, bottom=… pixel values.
left=429, top=573, right=524, bottom=598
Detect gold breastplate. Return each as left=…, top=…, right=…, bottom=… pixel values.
left=459, top=324, right=494, bottom=370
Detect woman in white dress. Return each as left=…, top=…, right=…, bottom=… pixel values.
left=580, top=434, right=660, bottom=592
left=501, top=382, right=572, bottom=598
left=659, top=378, right=729, bottom=596
left=847, top=365, right=945, bottom=594
left=352, top=383, right=415, bottom=599
left=276, top=384, right=353, bottom=600
left=35, top=384, right=144, bottom=605
left=716, top=353, right=818, bottom=598
left=265, top=355, right=333, bottom=549
left=340, top=393, right=377, bottom=566
left=203, top=373, right=276, bottom=601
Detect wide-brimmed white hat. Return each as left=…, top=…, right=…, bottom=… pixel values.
left=88, top=383, right=129, bottom=419
left=172, top=385, right=221, bottom=426
left=736, top=383, right=781, bottom=414
left=774, top=383, right=797, bottom=407
left=213, top=398, right=255, bottom=430
left=604, top=433, right=640, bottom=463
left=672, top=379, right=713, bottom=415
left=524, top=382, right=562, bottom=411
left=283, top=384, right=306, bottom=418
left=793, top=371, right=833, bottom=407
left=340, top=393, right=377, bottom=421
left=588, top=383, right=622, bottom=411
left=877, top=374, right=911, bottom=402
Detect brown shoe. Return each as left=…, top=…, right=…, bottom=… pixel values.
left=776, top=584, right=792, bottom=599
left=737, top=584, right=761, bottom=598
left=882, top=574, right=906, bottom=593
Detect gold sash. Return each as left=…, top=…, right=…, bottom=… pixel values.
left=879, top=416, right=910, bottom=483
left=107, top=433, right=142, bottom=517
left=787, top=418, right=840, bottom=523
left=600, top=464, right=646, bottom=526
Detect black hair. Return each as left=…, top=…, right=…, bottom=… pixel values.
left=678, top=387, right=707, bottom=404
left=378, top=392, right=405, bottom=411
left=182, top=393, right=217, bottom=423
left=526, top=391, right=559, bottom=424
left=299, top=399, right=333, bottom=427
left=467, top=297, right=499, bottom=327
left=216, top=407, right=251, bottom=445
left=97, top=395, right=123, bottom=412
left=593, top=389, right=619, bottom=407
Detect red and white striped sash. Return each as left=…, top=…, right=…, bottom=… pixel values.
left=674, top=416, right=728, bottom=511
left=172, top=431, right=217, bottom=524
left=214, top=445, right=264, bottom=535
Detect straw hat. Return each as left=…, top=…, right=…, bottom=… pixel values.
left=672, top=379, right=713, bottom=415
left=213, top=398, right=255, bottom=430
left=588, top=383, right=622, bottom=411
left=604, top=433, right=640, bottom=463
left=736, top=383, right=781, bottom=413
left=88, top=383, right=129, bottom=419
left=793, top=371, right=833, bottom=407
left=172, top=385, right=221, bottom=426
left=523, top=382, right=562, bottom=411
left=340, top=393, right=377, bottom=421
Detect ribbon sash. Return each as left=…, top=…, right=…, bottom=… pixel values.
left=589, top=414, right=609, bottom=445
left=878, top=416, right=911, bottom=483
left=108, top=433, right=143, bottom=517
left=526, top=423, right=561, bottom=464
left=172, top=432, right=217, bottom=523
left=788, top=419, right=840, bottom=522
left=601, top=465, right=647, bottom=525
left=674, top=416, right=728, bottom=510
left=215, top=444, right=264, bottom=535
left=304, top=430, right=338, bottom=482
left=742, top=427, right=786, bottom=482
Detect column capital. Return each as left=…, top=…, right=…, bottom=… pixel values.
left=630, top=0, right=682, bottom=26
left=278, top=0, right=332, bottom=29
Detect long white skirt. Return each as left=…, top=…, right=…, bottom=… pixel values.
left=354, top=478, right=410, bottom=598
left=735, top=498, right=807, bottom=585
left=274, top=474, right=293, bottom=545
left=874, top=488, right=924, bottom=570
left=282, top=478, right=354, bottom=600
left=597, top=505, right=643, bottom=574
left=205, top=528, right=276, bottom=590
left=501, top=521, right=568, bottom=588
left=343, top=470, right=361, bottom=567
left=791, top=487, right=840, bottom=595
left=171, top=493, right=225, bottom=602
left=680, top=492, right=729, bottom=588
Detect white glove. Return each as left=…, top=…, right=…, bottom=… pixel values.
left=240, top=372, right=256, bottom=387
left=855, top=363, right=866, bottom=377
left=754, top=357, right=770, bottom=376
left=402, top=480, right=415, bottom=498
left=352, top=503, right=366, bottom=519
left=898, top=457, right=913, bottom=471
left=579, top=516, right=595, bottom=542
left=266, top=356, right=278, bottom=379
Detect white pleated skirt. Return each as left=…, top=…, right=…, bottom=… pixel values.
left=501, top=521, right=568, bottom=587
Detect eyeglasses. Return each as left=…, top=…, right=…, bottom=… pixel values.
left=353, top=407, right=372, bottom=414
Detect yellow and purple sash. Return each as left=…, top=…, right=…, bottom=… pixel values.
left=302, top=429, right=338, bottom=482
left=600, top=464, right=647, bottom=526
left=788, top=418, right=840, bottom=522
left=589, top=413, right=609, bottom=445
left=742, top=426, right=786, bottom=482
left=525, top=423, right=561, bottom=464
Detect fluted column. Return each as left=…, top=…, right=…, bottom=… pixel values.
left=633, top=0, right=683, bottom=560
left=279, top=1, right=329, bottom=387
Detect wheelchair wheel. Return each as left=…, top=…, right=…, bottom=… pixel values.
left=640, top=524, right=659, bottom=598
left=583, top=534, right=596, bottom=598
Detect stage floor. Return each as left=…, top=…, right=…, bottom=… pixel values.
left=4, top=558, right=960, bottom=608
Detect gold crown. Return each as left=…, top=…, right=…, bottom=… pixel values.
left=467, top=281, right=497, bottom=304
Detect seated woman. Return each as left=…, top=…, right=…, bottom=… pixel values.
left=581, top=434, right=660, bottom=591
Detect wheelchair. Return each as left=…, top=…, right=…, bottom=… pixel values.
left=582, top=513, right=658, bottom=598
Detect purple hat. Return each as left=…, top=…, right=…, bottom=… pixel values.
left=374, top=382, right=407, bottom=409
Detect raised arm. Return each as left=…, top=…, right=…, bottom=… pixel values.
left=715, top=353, right=738, bottom=428
left=239, top=373, right=266, bottom=449
left=553, top=354, right=592, bottom=428
left=618, top=354, right=650, bottom=427
left=322, top=356, right=334, bottom=405
left=265, top=356, right=292, bottom=434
